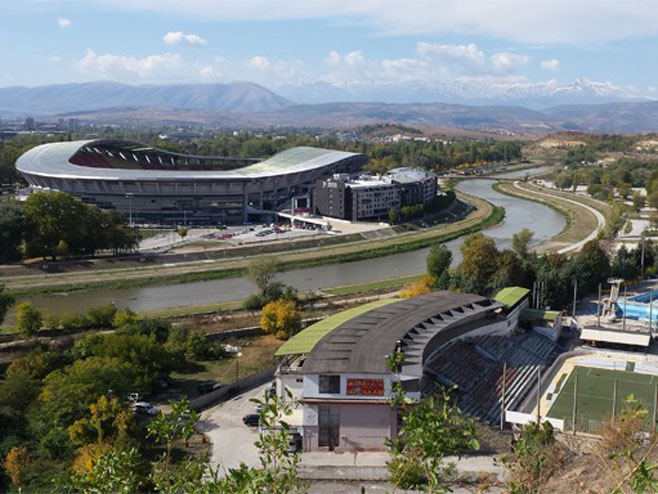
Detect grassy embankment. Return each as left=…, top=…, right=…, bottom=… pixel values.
left=5, top=193, right=503, bottom=298
left=493, top=181, right=603, bottom=248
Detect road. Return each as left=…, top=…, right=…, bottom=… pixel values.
left=512, top=181, right=606, bottom=254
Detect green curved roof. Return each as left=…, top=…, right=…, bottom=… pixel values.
left=494, top=286, right=530, bottom=308
left=275, top=298, right=398, bottom=356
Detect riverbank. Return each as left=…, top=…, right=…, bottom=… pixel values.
left=493, top=180, right=606, bottom=253
left=3, top=193, right=502, bottom=297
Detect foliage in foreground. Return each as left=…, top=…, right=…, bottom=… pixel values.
left=387, top=348, right=479, bottom=493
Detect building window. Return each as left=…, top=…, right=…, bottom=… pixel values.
left=319, top=375, right=340, bottom=394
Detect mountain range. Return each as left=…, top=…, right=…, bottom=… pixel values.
left=1, top=81, right=657, bottom=134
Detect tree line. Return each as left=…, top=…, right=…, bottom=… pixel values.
left=0, top=192, right=138, bottom=263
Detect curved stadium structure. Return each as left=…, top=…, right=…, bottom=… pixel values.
left=16, top=139, right=368, bottom=224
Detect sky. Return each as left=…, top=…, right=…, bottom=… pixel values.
left=3, top=0, right=658, bottom=104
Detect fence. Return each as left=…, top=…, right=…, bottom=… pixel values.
left=190, top=365, right=277, bottom=412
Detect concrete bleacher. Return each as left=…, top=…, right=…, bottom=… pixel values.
left=423, top=332, right=562, bottom=425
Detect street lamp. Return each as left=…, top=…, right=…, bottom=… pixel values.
left=125, top=192, right=134, bottom=227
left=235, top=351, right=243, bottom=381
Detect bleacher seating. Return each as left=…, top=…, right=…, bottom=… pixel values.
left=423, top=332, right=562, bottom=424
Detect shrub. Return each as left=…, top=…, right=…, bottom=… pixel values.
left=15, top=303, right=42, bottom=336
left=112, top=309, right=138, bottom=329
left=43, top=313, right=61, bottom=331
left=242, top=294, right=265, bottom=311
left=86, top=303, right=118, bottom=329
left=59, top=312, right=90, bottom=331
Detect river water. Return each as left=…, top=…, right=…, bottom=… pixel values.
left=12, top=166, right=564, bottom=318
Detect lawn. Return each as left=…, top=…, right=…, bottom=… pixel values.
left=547, top=365, right=658, bottom=433
left=323, top=274, right=421, bottom=296
left=169, top=334, right=282, bottom=399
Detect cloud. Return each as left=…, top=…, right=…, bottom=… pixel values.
left=247, top=56, right=271, bottom=70
left=163, top=31, right=206, bottom=46
left=44, top=0, right=658, bottom=44
left=57, top=17, right=71, bottom=28
left=541, top=59, right=560, bottom=71
left=490, top=52, right=530, bottom=72
left=77, top=49, right=189, bottom=80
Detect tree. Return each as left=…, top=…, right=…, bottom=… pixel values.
left=387, top=349, right=479, bottom=492
left=632, top=191, right=646, bottom=212
left=261, top=299, right=301, bottom=340
left=512, top=228, right=534, bottom=258
left=0, top=203, right=25, bottom=262
left=67, top=446, right=143, bottom=494
left=177, top=226, right=188, bottom=240
left=15, top=302, right=42, bottom=336
left=111, top=309, right=138, bottom=329
left=86, top=303, right=118, bottom=329
left=247, top=257, right=279, bottom=295
left=0, top=283, right=14, bottom=326
left=400, top=275, right=434, bottom=298
left=37, top=357, right=137, bottom=429
left=388, top=207, right=400, bottom=225
left=4, top=446, right=30, bottom=489
left=426, top=244, right=452, bottom=281
left=68, top=395, right=136, bottom=446
left=458, top=233, right=499, bottom=294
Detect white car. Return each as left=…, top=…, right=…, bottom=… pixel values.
left=132, top=402, right=159, bottom=416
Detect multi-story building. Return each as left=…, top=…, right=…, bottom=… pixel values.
left=313, top=167, right=437, bottom=221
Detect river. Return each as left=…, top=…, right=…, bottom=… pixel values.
left=11, top=166, right=564, bottom=319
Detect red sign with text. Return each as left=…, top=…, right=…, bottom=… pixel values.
left=346, top=378, right=385, bottom=397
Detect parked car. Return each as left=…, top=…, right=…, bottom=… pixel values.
left=243, top=414, right=260, bottom=427
left=198, top=381, right=222, bottom=394
left=132, top=402, right=159, bottom=416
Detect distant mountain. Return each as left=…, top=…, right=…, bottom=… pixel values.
left=55, top=99, right=658, bottom=133
left=0, top=81, right=294, bottom=114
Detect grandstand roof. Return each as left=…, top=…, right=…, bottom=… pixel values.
left=275, top=299, right=398, bottom=357
left=301, top=291, right=501, bottom=375
left=16, top=139, right=363, bottom=181
left=494, top=286, right=530, bottom=309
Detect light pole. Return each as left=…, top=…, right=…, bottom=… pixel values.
left=235, top=351, right=243, bottom=381
left=126, top=192, right=134, bottom=227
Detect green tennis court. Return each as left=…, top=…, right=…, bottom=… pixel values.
left=547, top=365, right=658, bottom=433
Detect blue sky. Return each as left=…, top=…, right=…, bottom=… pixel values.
left=3, top=1, right=658, bottom=103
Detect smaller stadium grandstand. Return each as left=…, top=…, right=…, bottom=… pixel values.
left=424, top=332, right=562, bottom=425
left=16, top=139, right=368, bottom=225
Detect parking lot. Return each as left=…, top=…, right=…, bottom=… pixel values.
left=197, top=383, right=271, bottom=472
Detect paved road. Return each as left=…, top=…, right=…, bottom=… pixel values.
left=197, top=383, right=269, bottom=473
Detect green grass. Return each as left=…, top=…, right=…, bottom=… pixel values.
left=547, top=366, right=658, bottom=432
left=323, top=274, right=422, bottom=296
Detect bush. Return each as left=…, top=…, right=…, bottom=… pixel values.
left=112, top=309, right=138, bottom=329
left=86, top=303, right=118, bottom=329
left=388, top=454, right=426, bottom=489
left=42, top=313, right=61, bottom=331
left=242, top=294, right=265, bottom=311
left=15, top=303, right=42, bottom=336
left=59, top=312, right=90, bottom=331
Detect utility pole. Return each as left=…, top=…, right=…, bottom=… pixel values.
left=641, top=235, right=646, bottom=277
left=623, top=285, right=628, bottom=332
left=500, top=362, right=507, bottom=431
left=572, top=372, right=579, bottom=435
left=654, top=383, right=658, bottom=434
left=536, top=369, right=541, bottom=425
left=572, top=279, right=578, bottom=319
left=596, top=283, right=601, bottom=321
left=651, top=290, right=654, bottom=332
left=612, top=379, right=618, bottom=423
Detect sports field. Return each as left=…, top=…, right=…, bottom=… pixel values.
left=547, top=365, right=658, bottom=433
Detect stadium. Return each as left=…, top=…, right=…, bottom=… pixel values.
left=15, top=139, right=368, bottom=224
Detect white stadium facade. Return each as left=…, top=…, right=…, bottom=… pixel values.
left=16, top=139, right=368, bottom=224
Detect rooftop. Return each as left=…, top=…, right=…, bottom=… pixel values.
left=16, top=139, right=364, bottom=181
left=301, top=291, right=502, bottom=375
left=275, top=298, right=398, bottom=357
left=494, top=286, right=530, bottom=309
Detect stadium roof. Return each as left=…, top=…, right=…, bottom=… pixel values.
left=494, top=286, right=530, bottom=309
left=16, top=139, right=363, bottom=181
left=275, top=298, right=398, bottom=357
left=301, top=291, right=502, bottom=375
left=520, top=308, right=561, bottom=323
